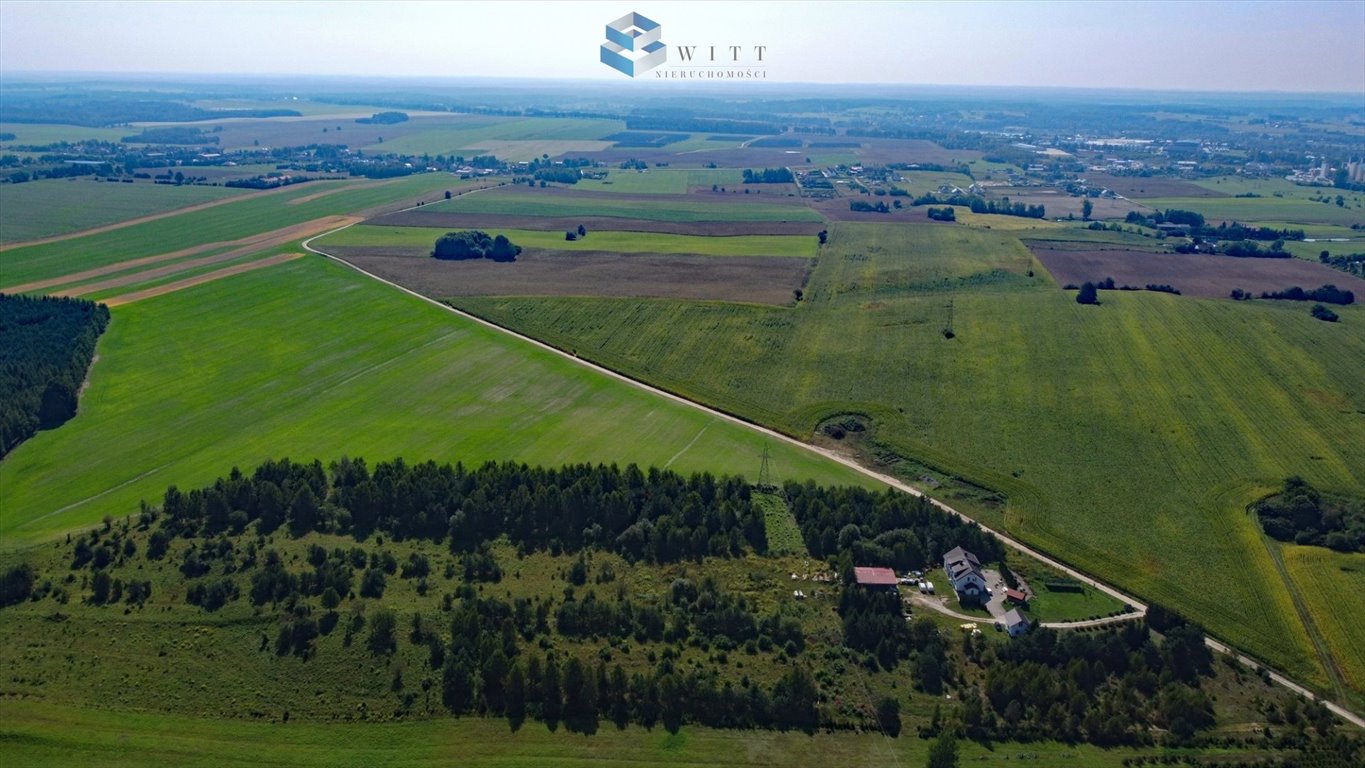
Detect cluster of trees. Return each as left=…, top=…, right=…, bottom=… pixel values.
left=148, top=457, right=770, bottom=565
left=224, top=175, right=309, bottom=190
left=0, top=294, right=110, bottom=457
left=555, top=575, right=802, bottom=655
left=960, top=613, right=1217, bottom=746
left=1254, top=477, right=1364, bottom=552
left=913, top=193, right=1045, bottom=219
left=355, top=111, right=409, bottom=125
left=785, top=481, right=1004, bottom=571
left=742, top=168, right=794, bottom=184
left=564, top=224, right=588, bottom=241
left=1260, top=284, right=1354, bottom=305
left=926, top=206, right=956, bottom=222
left=431, top=231, right=522, bottom=262
left=1311, top=304, right=1340, bottom=323
left=1127, top=211, right=1306, bottom=243
left=534, top=167, right=582, bottom=184
left=850, top=199, right=889, bottom=213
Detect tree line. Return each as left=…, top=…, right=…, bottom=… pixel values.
left=742, top=168, right=794, bottom=184
left=0, top=294, right=109, bottom=457
left=913, top=193, right=1046, bottom=219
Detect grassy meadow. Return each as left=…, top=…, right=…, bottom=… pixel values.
left=452, top=221, right=1365, bottom=701
left=0, top=700, right=1178, bottom=768
left=0, top=179, right=246, bottom=243
left=318, top=225, right=818, bottom=258
left=0, top=254, right=873, bottom=547
left=359, top=116, right=625, bottom=158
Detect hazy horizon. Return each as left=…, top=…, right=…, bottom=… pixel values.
left=2, top=1, right=1363, bottom=95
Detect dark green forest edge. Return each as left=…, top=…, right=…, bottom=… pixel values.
left=0, top=294, right=109, bottom=457
left=2, top=458, right=1359, bottom=765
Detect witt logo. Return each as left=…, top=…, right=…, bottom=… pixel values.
left=599, top=11, right=665, bottom=77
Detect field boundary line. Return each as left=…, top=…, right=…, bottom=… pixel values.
left=0, top=181, right=341, bottom=254
left=303, top=201, right=1365, bottom=731
left=664, top=424, right=709, bottom=469
left=101, top=252, right=307, bottom=307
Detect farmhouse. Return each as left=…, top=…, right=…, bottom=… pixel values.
left=1003, top=608, right=1030, bottom=638
left=853, top=566, right=899, bottom=592
left=943, top=546, right=989, bottom=602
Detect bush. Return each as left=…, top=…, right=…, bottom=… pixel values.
left=1076, top=282, right=1099, bottom=305
left=1311, top=304, right=1339, bottom=322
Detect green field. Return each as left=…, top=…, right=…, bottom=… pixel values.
left=318, top=225, right=818, bottom=258
left=0, top=179, right=246, bottom=243
left=0, top=255, right=872, bottom=546
left=1141, top=195, right=1365, bottom=228
left=452, top=221, right=1365, bottom=700
left=1284, top=546, right=1365, bottom=694
left=0, top=700, right=1174, bottom=768
left=0, top=122, right=129, bottom=145
left=576, top=169, right=745, bottom=195
left=0, top=174, right=463, bottom=287
left=360, top=116, right=625, bottom=158
left=427, top=188, right=825, bottom=223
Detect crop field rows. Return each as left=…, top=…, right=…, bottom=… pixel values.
left=0, top=179, right=248, bottom=244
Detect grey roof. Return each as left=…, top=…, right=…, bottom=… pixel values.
left=943, top=547, right=984, bottom=582
left=1004, top=608, right=1027, bottom=626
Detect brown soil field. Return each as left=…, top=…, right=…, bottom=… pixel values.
left=365, top=210, right=825, bottom=236
left=1030, top=245, right=1365, bottom=299
left=1084, top=174, right=1228, bottom=199
left=102, top=253, right=306, bottom=307
left=5, top=215, right=359, bottom=294
left=327, top=246, right=811, bottom=305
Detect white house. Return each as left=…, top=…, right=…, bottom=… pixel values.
left=1003, top=608, right=1029, bottom=638
left=943, top=546, right=989, bottom=603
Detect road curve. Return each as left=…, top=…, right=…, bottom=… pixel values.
left=300, top=188, right=1364, bottom=731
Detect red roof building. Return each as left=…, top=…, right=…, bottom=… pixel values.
left=853, top=567, right=898, bottom=587
left=1005, top=589, right=1028, bottom=603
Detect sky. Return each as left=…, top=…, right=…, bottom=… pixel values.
left=1, top=0, right=1363, bottom=93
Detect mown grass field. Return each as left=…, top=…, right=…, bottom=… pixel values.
left=0, top=254, right=872, bottom=547
left=0, top=174, right=463, bottom=287
left=575, top=169, right=745, bottom=195
left=0, top=179, right=246, bottom=243
left=318, top=225, right=818, bottom=258
left=0, top=700, right=1177, bottom=768
left=428, top=188, right=825, bottom=223
left=453, top=221, right=1365, bottom=700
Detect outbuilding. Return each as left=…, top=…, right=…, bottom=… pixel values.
left=853, top=566, right=899, bottom=592
left=1003, top=608, right=1030, bottom=638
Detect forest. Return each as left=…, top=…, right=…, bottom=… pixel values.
left=0, top=294, right=109, bottom=457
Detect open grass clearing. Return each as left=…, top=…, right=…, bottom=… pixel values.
left=1030, top=245, right=1365, bottom=299
left=319, top=225, right=818, bottom=258
left=0, top=122, right=128, bottom=145
left=0, top=699, right=1171, bottom=768
left=0, top=178, right=246, bottom=244
left=0, top=255, right=871, bottom=547
left=370, top=210, right=826, bottom=237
